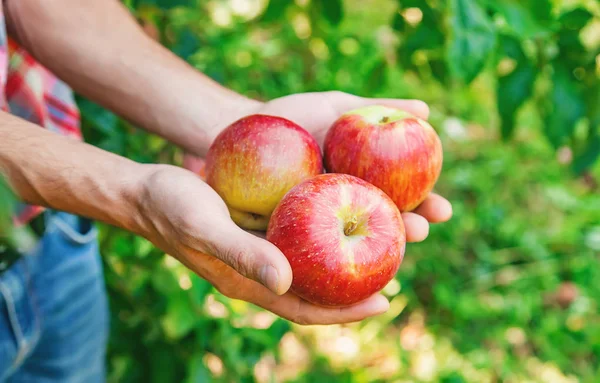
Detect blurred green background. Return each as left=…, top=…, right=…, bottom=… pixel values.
left=17, top=0, right=600, bottom=382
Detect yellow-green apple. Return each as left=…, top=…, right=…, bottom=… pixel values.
left=206, top=115, right=323, bottom=230
left=324, top=105, right=443, bottom=212
left=266, top=173, right=406, bottom=307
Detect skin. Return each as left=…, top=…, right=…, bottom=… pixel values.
left=0, top=0, right=453, bottom=325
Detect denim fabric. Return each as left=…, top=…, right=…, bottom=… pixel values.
left=0, top=212, right=108, bottom=382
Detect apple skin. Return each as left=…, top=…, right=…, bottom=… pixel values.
left=266, top=173, right=406, bottom=307
left=324, top=105, right=443, bottom=212
left=206, top=114, right=323, bottom=231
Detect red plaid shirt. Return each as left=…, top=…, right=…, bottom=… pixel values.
left=0, top=9, right=83, bottom=224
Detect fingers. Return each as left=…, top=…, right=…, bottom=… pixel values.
left=402, top=194, right=453, bottom=242
left=249, top=289, right=390, bottom=325
left=413, top=193, right=453, bottom=223
left=187, top=249, right=390, bottom=325
left=203, top=221, right=293, bottom=295
left=363, top=98, right=430, bottom=120
left=325, top=91, right=430, bottom=121
left=402, top=212, right=430, bottom=243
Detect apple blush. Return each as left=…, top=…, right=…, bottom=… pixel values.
left=266, top=173, right=406, bottom=307
left=205, top=114, right=323, bottom=231
left=324, top=105, right=443, bottom=212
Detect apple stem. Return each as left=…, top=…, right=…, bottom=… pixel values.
left=380, top=116, right=390, bottom=124
left=344, top=217, right=359, bottom=236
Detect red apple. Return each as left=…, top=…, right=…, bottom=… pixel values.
left=266, top=173, right=406, bottom=307
left=206, top=114, right=323, bottom=231
left=324, top=105, right=443, bottom=212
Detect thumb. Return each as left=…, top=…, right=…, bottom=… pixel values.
left=359, top=98, right=430, bottom=120
left=204, top=221, right=293, bottom=295
left=329, top=92, right=430, bottom=120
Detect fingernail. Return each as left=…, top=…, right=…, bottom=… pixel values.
left=260, top=265, right=280, bottom=294
left=372, top=296, right=390, bottom=314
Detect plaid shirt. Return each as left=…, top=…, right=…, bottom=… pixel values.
left=0, top=8, right=82, bottom=224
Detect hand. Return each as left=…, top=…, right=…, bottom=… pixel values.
left=186, top=91, right=453, bottom=239
left=138, top=165, right=390, bottom=324
left=250, top=91, right=452, bottom=240
left=176, top=92, right=452, bottom=325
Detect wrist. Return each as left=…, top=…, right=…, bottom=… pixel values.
left=115, top=162, right=162, bottom=237
left=179, top=90, right=263, bottom=157
left=130, top=163, right=190, bottom=239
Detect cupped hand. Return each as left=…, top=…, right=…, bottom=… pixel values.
left=173, top=92, right=452, bottom=324
left=138, top=164, right=391, bottom=324
left=186, top=91, right=453, bottom=239
left=253, top=91, right=452, bottom=240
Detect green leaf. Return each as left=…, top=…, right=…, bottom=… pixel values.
left=152, top=266, right=180, bottom=295
left=430, top=59, right=449, bottom=84
left=403, top=18, right=445, bottom=53
left=447, top=0, right=497, bottom=84
left=489, top=1, right=553, bottom=39
left=0, top=176, right=15, bottom=233
left=527, top=0, right=553, bottom=25
left=499, top=34, right=526, bottom=61
left=150, top=347, right=178, bottom=383
left=319, top=0, right=344, bottom=25
left=79, top=99, right=118, bottom=134
left=497, top=36, right=536, bottom=139
left=190, top=275, right=212, bottom=308
left=365, top=59, right=387, bottom=93
left=185, top=355, right=211, bottom=383
left=573, top=129, right=600, bottom=174
left=395, top=0, right=445, bottom=80
left=161, top=292, right=196, bottom=340
left=260, top=0, right=290, bottom=23
left=544, top=66, right=586, bottom=147
left=559, top=8, right=593, bottom=30
left=392, top=11, right=405, bottom=31
left=172, top=29, right=200, bottom=61
left=498, top=65, right=536, bottom=139
left=556, top=9, right=592, bottom=70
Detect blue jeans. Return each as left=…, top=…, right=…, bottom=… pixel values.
left=0, top=212, right=108, bottom=382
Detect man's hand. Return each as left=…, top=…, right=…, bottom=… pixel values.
left=7, top=0, right=451, bottom=324
left=141, top=161, right=451, bottom=324
left=250, top=91, right=453, bottom=241
left=187, top=91, right=453, bottom=242
left=177, top=92, right=452, bottom=324
left=138, top=165, right=390, bottom=325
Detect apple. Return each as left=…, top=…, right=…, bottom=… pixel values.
left=266, top=173, right=406, bottom=307
left=205, top=114, right=323, bottom=231
left=323, top=105, right=443, bottom=212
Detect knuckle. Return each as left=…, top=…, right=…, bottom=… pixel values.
left=222, top=247, right=253, bottom=279
left=288, top=300, right=314, bottom=326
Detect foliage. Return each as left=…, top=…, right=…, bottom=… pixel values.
left=73, top=0, right=600, bottom=382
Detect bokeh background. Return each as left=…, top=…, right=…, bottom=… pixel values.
left=9, top=0, right=600, bottom=382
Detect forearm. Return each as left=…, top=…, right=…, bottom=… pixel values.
left=0, top=112, right=150, bottom=234
left=6, top=0, right=259, bottom=156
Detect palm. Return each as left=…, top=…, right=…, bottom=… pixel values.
left=255, top=91, right=430, bottom=147
left=256, top=93, right=342, bottom=146
left=176, top=91, right=452, bottom=324
left=179, top=248, right=390, bottom=325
